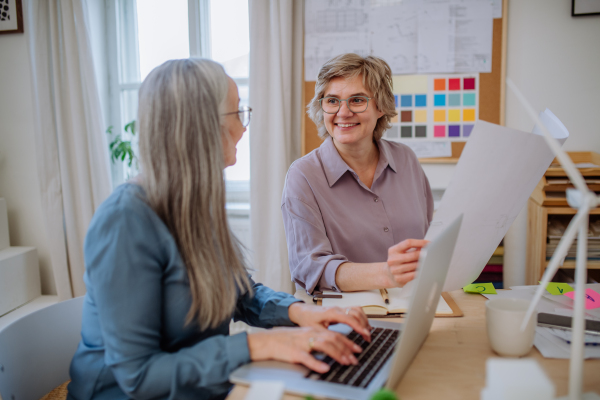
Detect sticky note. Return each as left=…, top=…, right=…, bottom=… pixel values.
left=449, top=78, right=460, bottom=90
left=463, top=77, right=476, bottom=90
left=393, top=75, right=428, bottom=94
left=394, top=95, right=399, bottom=108
left=434, top=125, right=446, bottom=137
left=448, top=109, right=461, bottom=122
left=390, top=113, right=399, bottom=123
left=400, top=95, right=412, bottom=107
left=434, top=109, right=446, bottom=122
left=540, top=281, right=574, bottom=295
left=414, top=109, right=427, bottom=123
left=401, top=126, right=412, bottom=138
left=434, top=94, right=446, bottom=106
left=463, top=93, right=476, bottom=106
left=415, top=94, right=427, bottom=107
left=564, top=289, right=600, bottom=310
left=415, top=125, right=426, bottom=137
left=463, top=109, right=476, bottom=121
left=434, top=78, right=446, bottom=91
left=448, top=125, right=460, bottom=137
left=463, top=124, right=474, bottom=137
left=448, top=93, right=461, bottom=106
left=401, top=110, right=412, bottom=122
left=464, top=283, right=497, bottom=294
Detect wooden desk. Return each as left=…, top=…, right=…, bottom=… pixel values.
left=227, top=290, right=600, bottom=400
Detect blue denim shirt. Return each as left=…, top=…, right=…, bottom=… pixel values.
left=68, top=183, right=300, bottom=400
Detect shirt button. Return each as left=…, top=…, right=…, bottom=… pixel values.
left=374, top=197, right=379, bottom=202
left=383, top=227, right=389, bottom=232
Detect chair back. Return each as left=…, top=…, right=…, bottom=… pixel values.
left=0, top=296, right=84, bottom=400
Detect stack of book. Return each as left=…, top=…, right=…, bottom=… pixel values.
left=546, top=217, right=600, bottom=260
left=474, top=243, right=504, bottom=289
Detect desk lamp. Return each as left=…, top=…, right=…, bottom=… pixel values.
left=507, top=78, right=600, bottom=400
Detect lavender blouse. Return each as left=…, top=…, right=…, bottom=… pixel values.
left=281, top=137, right=434, bottom=294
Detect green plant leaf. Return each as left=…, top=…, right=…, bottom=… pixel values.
left=370, top=388, right=399, bottom=400
left=124, top=120, right=136, bottom=136
left=106, top=125, right=113, bottom=135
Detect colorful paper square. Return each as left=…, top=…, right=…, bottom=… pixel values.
left=434, top=94, right=446, bottom=107
left=414, top=110, right=427, bottom=123
left=394, top=95, right=399, bottom=108
left=433, top=110, right=446, bottom=122
left=400, top=95, right=412, bottom=107
left=448, top=109, right=461, bottom=122
left=449, top=78, right=460, bottom=90
left=463, top=109, right=476, bottom=121
left=463, top=93, right=476, bottom=106
left=392, top=75, right=428, bottom=94
left=564, top=289, right=600, bottom=310
left=541, top=282, right=574, bottom=295
left=400, top=110, right=412, bottom=122
left=434, top=125, right=446, bottom=137
left=448, top=93, right=461, bottom=106
left=463, top=124, right=474, bottom=137
left=415, top=126, right=426, bottom=137
left=401, top=126, right=412, bottom=138
left=448, top=125, right=460, bottom=137
left=390, top=113, right=399, bottom=123
left=464, top=77, right=476, bottom=90
left=434, top=78, right=446, bottom=91
left=415, top=94, right=427, bottom=107
left=463, top=283, right=497, bottom=294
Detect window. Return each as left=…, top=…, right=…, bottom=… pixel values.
left=106, top=0, right=251, bottom=247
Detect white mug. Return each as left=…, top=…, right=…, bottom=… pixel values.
left=485, top=298, right=536, bottom=357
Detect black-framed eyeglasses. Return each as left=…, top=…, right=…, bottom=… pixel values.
left=319, top=96, right=371, bottom=114
left=222, top=105, right=252, bottom=127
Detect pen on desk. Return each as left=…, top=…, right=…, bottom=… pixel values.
left=380, top=288, right=389, bottom=304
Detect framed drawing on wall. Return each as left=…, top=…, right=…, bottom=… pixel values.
left=572, top=0, right=600, bottom=16
left=0, top=0, right=23, bottom=34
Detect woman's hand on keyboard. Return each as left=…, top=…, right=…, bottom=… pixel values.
left=247, top=327, right=362, bottom=373
left=288, top=303, right=371, bottom=342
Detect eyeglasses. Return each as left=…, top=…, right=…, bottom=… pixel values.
left=222, top=105, right=252, bottom=127
left=319, top=96, right=371, bottom=114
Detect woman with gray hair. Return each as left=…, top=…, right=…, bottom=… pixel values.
left=67, top=58, right=371, bottom=400
left=282, top=53, right=434, bottom=295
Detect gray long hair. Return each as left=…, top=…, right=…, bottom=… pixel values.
left=138, top=58, right=251, bottom=330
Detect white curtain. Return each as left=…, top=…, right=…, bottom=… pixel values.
left=25, top=0, right=112, bottom=300
left=249, top=0, right=304, bottom=293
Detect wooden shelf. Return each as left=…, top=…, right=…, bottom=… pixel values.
left=545, top=260, right=600, bottom=270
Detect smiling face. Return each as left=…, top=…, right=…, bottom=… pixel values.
left=323, top=75, right=384, bottom=149
left=221, top=77, right=246, bottom=167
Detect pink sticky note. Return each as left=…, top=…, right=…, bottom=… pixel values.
left=564, top=289, right=600, bottom=310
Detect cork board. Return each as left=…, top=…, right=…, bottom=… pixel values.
left=301, top=0, right=508, bottom=162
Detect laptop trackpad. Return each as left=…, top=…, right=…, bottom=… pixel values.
left=231, top=360, right=310, bottom=383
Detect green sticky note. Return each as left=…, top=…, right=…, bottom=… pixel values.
left=540, top=281, right=574, bottom=295
left=463, top=283, right=497, bottom=294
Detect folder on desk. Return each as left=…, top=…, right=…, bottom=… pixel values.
left=322, top=289, right=463, bottom=317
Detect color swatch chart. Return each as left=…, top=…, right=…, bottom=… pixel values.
left=383, top=74, right=479, bottom=141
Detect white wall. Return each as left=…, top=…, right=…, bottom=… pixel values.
left=0, top=33, right=55, bottom=294
left=503, top=0, right=600, bottom=286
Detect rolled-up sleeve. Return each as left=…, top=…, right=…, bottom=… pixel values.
left=234, top=279, right=302, bottom=327
left=282, top=169, right=347, bottom=294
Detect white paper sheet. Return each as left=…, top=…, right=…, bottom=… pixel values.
left=399, top=141, right=452, bottom=158
left=426, top=109, right=569, bottom=291
left=451, top=2, right=493, bottom=73
left=304, top=0, right=371, bottom=80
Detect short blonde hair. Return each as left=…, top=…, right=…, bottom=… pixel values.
left=308, top=54, right=397, bottom=141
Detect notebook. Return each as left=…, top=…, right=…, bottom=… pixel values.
left=322, top=288, right=453, bottom=316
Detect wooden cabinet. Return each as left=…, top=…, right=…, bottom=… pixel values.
left=526, top=152, right=600, bottom=284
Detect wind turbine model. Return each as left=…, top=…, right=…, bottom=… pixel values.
left=507, top=78, right=600, bottom=400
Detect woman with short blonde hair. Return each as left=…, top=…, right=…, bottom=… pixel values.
left=67, top=58, right=371, bottom=400
left=282, top=53, right=434, bottom=295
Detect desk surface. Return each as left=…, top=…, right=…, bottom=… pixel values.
left=227, top=289, right=600, bottom=400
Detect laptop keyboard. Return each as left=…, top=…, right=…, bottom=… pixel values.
left=309, top=327, right=400, bottom=388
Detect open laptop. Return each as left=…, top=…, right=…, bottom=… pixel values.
left=230, top=214, right=463, bottom=400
